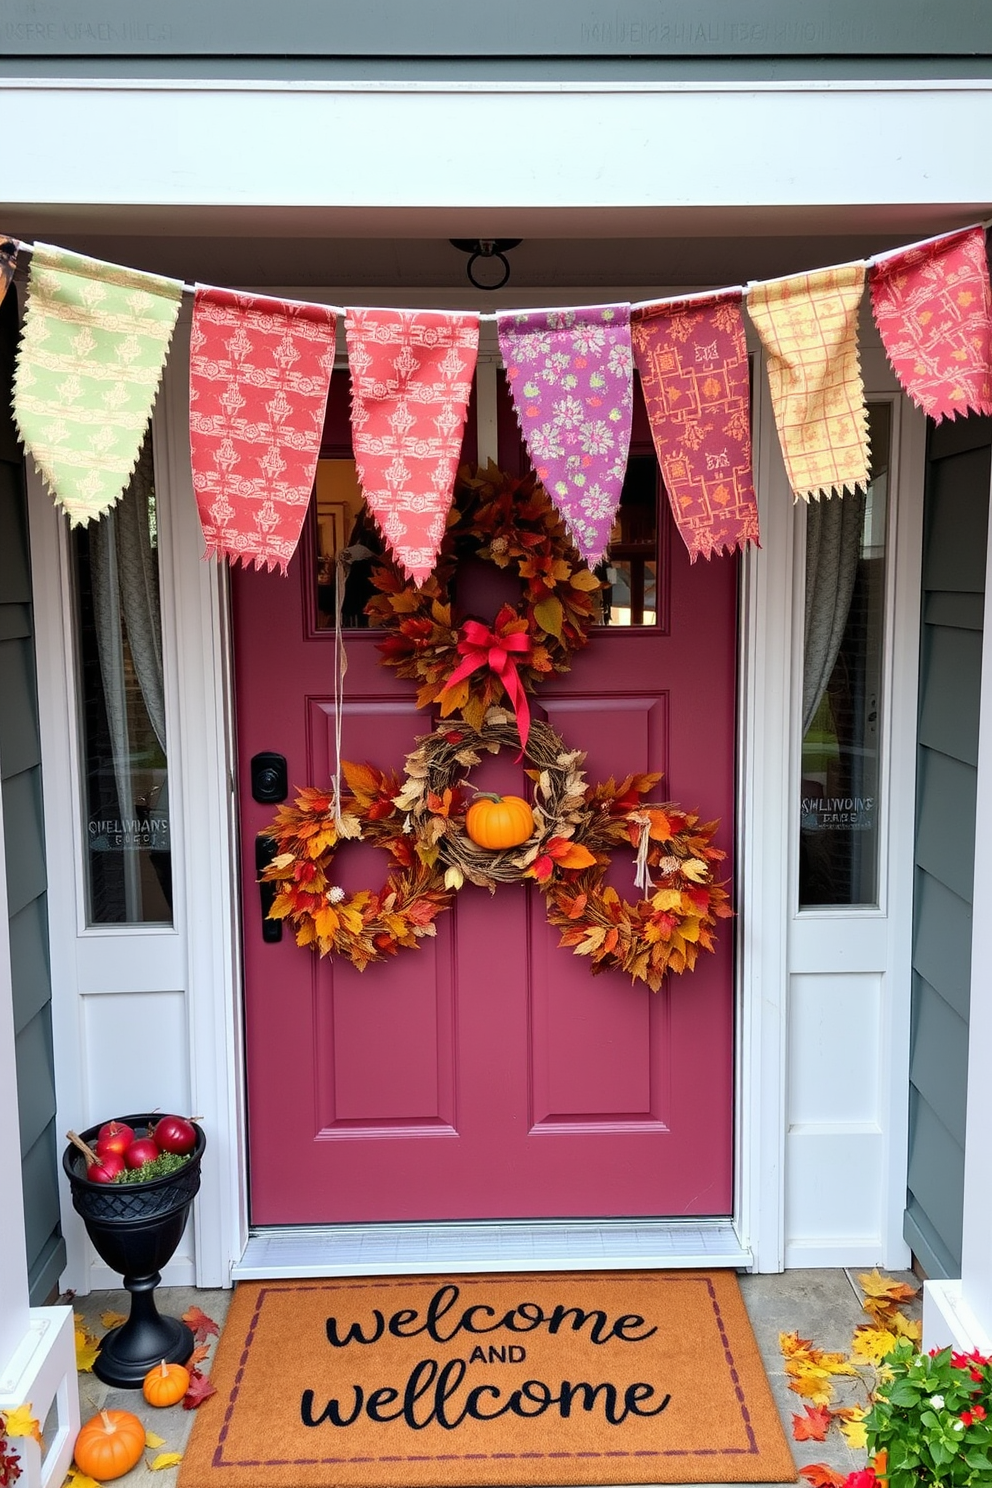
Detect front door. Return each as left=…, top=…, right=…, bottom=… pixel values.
left=234, top=374, right=738, bottom=1225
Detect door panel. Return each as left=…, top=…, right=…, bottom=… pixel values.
left=235, top=372, right=737, bottom=1226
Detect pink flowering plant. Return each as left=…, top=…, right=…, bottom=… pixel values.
left=859, top=1338, right=992, bottom=1486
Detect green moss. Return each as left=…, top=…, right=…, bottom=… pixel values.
left=112, top=1152, right=191, bottom=1183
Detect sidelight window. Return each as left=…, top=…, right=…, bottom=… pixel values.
left=71, top=435, right=172, bottom=924
left=798, top=402, right=891, bottom=909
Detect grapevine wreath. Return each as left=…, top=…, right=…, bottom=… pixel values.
left=259, top=770, right=454, bottom=970
left=390, top=712, right=732, bottom=988
left=364, top=462, right=602, bottom=738
left=393, top=709, right=600, bottom=892
left=260, top=727, right=732, bottom=985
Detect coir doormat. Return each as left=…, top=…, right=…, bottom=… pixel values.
left=179, top=1272, right=797, bottom=1487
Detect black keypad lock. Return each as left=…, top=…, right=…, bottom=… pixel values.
left=250, top=751, right=288, bottom=804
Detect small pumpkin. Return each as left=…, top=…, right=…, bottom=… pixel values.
left=465, top=793, right=534, bottom=850
left=73, top=1409, right=146, bottom=1481
left=142, top=1358, right=191, bottom=1407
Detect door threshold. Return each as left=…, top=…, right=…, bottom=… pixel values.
left=233, top=1218, right=752, bottom=1279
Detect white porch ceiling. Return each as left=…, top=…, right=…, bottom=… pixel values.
left=2, top=204, right=984, bottom=293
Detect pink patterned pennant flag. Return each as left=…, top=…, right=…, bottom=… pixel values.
left=632, top=292, right=759, bottom=561
left=189, top=286, right=336, bottom=572
left=345, top=308, right=479, bottom=585
left=498, top=305, right=633, bottom=567
left=869, top=225, right=992, bottom=422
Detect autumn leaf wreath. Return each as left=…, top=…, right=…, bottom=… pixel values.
left=259, top=464, right=731, bottom=985
left=260, top=711, right=730, bottom=986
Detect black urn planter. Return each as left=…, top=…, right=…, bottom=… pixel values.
left=63, top=1114, right=205, bottom=1389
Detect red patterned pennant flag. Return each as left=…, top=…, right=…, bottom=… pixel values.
left=189, top=287, right=336, bottom=572
left=631, top=292, right=759, bottom=560
left=497, top=305, right=633, bottom=567
left=346, top=308, right=479, bottom=585
left=869, top=225, right=992, bottom=422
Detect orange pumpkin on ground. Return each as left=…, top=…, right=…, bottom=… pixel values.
left=142, top=1359, right=190, bottom=1407
left=73, top=1410, right=145, bottom=1481
left=465, top=793, right=534, bottom=850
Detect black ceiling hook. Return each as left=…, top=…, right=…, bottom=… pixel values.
left=449, top=238, right=522, bottom=291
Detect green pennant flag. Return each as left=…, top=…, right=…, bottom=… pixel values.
left=14, top=243, right=183, bottom=525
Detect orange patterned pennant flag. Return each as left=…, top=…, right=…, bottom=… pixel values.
left=870, top=225, right=992, bottom=422
left=747, top=263, right=869, bottom=502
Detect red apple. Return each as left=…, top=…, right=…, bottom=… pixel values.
left=124, top=1137, right=160, bottom=1169
left=88, top=1152, right=125, bottom=1183
left=97, top=1120, right=135, bottom=1155
left=96, top=1130, right=132, bottom=1161
left=151, top=1115, right=196, bottom=1156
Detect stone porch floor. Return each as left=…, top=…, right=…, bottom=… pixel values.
left=69, top=1268, right=913, bottom=1488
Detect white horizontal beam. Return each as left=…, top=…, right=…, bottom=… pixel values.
left=1, top=80, right=991, bottom=214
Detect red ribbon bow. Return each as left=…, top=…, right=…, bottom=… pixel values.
left=441, top=617, right=533, bottom=750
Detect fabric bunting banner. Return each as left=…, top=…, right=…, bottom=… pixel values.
left=14, top=243, right=183, bottom=525
left=497, top=305, right=633, bottom=567
left=631, top=292, right=760, bottom=561
left=189, top=287, right=336, bottom=572
left=0, top=236, right=18, bottom=307
left=747, top=262, right=870, bottom=502
left=7, top=222, right=992, bottom=572
left=869, top=225, right=992, bottom=423
left=345, top=308, right=479, bottom=585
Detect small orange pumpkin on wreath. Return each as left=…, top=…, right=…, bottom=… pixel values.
left=259, top=769, right=453, bottom=970
left=393, top=709, right=600, bottom=892
left=365, top=462, right=602, bottom=739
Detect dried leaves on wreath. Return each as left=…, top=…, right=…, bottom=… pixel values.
left=258, top=777, right=453, bottom=968
left=544, top=778, right=732, bottom=989
left=365, top=463, right=602, bottom=731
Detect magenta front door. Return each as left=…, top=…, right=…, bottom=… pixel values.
left=234, top=380, right=738, bottom=1226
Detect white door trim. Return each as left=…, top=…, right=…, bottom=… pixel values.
left=155, top=316, right=248, bottom=1287
left=734, top=346, right=793, bottom=1272
left=26, top=277, right=927, bottom=1287
left=27, top=304, right=246, bottom=1292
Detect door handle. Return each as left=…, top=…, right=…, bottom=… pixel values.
left=255, top=834, right=283, bottom=943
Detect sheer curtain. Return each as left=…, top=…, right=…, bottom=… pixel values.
left=802, top=489, right=866, bottom=737
left=88, top=436, right=168, bottom=916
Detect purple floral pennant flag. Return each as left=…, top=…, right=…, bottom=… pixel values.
left=498, top=305, right=633, bottom=566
